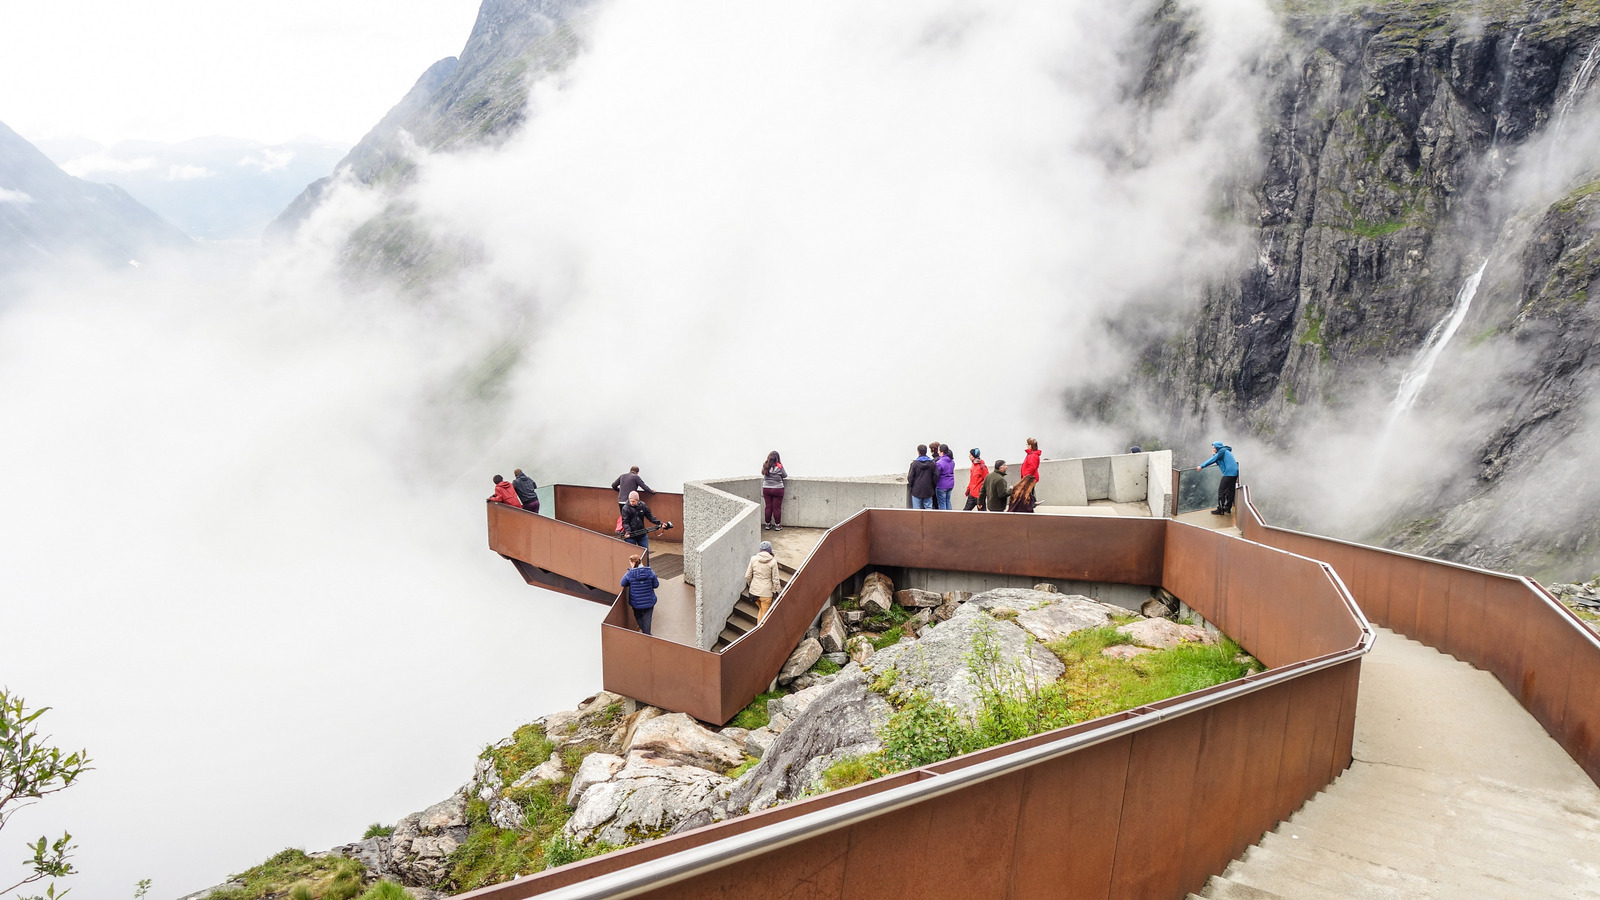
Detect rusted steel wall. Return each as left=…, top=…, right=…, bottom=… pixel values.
left=488, top=502, right=637, bottom=594
left=470, top=502, right=1368, bottom=900
left=1236, top=488, right=1600, bottom=785
left=554, top=484, right=685, bottom=537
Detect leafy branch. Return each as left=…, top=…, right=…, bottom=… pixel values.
left=0, top=689, right=91, bottom=899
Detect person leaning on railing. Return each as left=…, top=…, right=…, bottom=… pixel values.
left=511, top=468, right=540, bottom=513
left=621, top=554, right=659, bottom=636
left=612, top=466, right=652, bottom=514
left=1195, top=440, right=1240, bottom=515
left=488, top=474, right=522, bottom=507
left=761, top=450, right=787, bottom=531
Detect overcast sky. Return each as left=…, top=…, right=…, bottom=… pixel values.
left=0, top=0, right=484, bottom=145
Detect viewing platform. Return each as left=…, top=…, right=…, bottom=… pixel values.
left=478, top=452, right=1599, bottom=899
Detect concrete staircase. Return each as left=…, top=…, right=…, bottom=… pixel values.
left=711, top=559, right=797, bottom=651
left=1190, top=628, right=1600, bottom=899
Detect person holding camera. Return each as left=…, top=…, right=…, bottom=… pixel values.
left=620, top=491, right=670, bottom=549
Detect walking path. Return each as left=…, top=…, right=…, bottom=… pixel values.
left=1193, top=628, right=1600, bottom=899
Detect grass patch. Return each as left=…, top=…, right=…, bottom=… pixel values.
left=810, top=657, right=842, bottom=676
left=729, top=690, right=786, bottom=731
left=1047, top=626, right=1258, bottom=711
left=205, top=849, right=365, bottom=900
left=361, top=823, right=393, bottom=839
left=485, top=723, right=556, bottom=785
left=356, top=882, right=409, bottom=900
left=869, top=627, right=904, bottom=650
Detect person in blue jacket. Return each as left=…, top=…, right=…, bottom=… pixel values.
left=621, top=554, right=660, bottom=635
left=1196, top=441, right=1239, bottom=515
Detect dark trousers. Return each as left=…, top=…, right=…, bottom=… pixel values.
left=963, top=493, right=981, bottom=511
left=1218, top=475, right=1238, bottom=512
left=625, top=533, right=650, bottom=550
left=634, top=606, right=654, bottom=635
left=763, top=487, right=784, bottom=525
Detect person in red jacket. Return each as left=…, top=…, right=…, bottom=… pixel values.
left=964, top=448, right=989, bottom=511
left=488, top=474, right=523, bottom=507
left=1020, top=438, right=1043, bottom=483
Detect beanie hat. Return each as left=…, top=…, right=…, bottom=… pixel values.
left=760, top=541, right=772, bottom=553
left=970, top=448, right=981, bottom=458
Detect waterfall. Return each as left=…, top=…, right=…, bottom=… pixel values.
left=1380, top=260, right=1490, bottom=440
left=1554, top=41, right=1600, bottom=138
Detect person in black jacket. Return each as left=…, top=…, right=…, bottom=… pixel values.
left=907, top=444, right=938, bottom=509
left=511, top=468, right=540, bottom=514
left=620, top=491, right=667, bottom=549
left=621, top=555, right=660, bottom=635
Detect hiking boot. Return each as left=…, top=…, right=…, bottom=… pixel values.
left=1210, top=508, right=1225, bottom=515
left=773, top=523, right=782, bottom=531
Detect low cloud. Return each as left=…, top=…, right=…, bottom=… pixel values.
left=60, top=153, right=157, bottom=178
left=164, top=163, right=215, bottom=181
left=0, top=186, right=33, bottom=204
left=238, top=147, right=296, bottom=172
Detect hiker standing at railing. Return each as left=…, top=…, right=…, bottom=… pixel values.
left=935, top=446, right=956, bottom=510
left=512, top=468, right=541, bottom=514
left=907, top=444, right=938, bottom=509
left=1196, top=441, right=1240, bottom=515
left=745, top=540, right=782, bottom=624
left=761, top=450, right=787, bottom=532
left=983, top=460, right=1010, bottom=511
left=488, top=475, right=523, bottom=507
left=1020, top=437, right=1043, bottom=483
left=612, top=466, right=652, bottom=514
left=963, top=448, right=989, bottom=511
left=620, top=491, right=665, bottom=549
left=621, top=554, right=659, bottom=636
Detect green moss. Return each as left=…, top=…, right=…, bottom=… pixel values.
left=810, top=657, right=842, bottom=676
left=728, top=755, right=761, bottom=779
left=729, top=691, right=786, bottom=731
left=361, top=823, right=393, bottom=839
left=869, top=626, right=904, bottom=650
left=1556, top=180, right=1600, bottom=215
left=1284, top=381, right=1299, bottom=405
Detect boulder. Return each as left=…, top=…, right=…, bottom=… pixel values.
left=510, top=752, right=564, bottom=788
left=1117, top=618, right=1217, bottom=649
left=745, top=726, right=777, bottom=758
left=1033, top=583, right=1060, bottom=593
left=719, top=726, right=749, bottom=746
left=724, top=666, right=893, bottom=813
left=325, top=837, right=392, bottom=880
left=866, top=607, right=1065, bottom=715
left=564, top=752, right=730, bottom=845
left=388, top=793, right=470, bottom=887
left=819, top=607, right=849, bottom=653
left=627, top=713, right=745, bottom=770
left=846, top=634, right=875, bottom=665
left=943, top=590, right=973, bottom=605
left=489, top=797, right=525, bottom=830
left=1102, top=644, right=1153, bottom=660
left=1141, top=598, right=1177, bottom=619
left=904, top=609, right=933, bottom=635
left=470, top=755, right=503, bottom=803
left=778, top=638, right=823, bottom=685
left=1012, top=595, right=1125, bottom=643
left=843, top=609, right=865, bottom=627
left=544, top=691, right=627, bottom=749
left=896, top=588, right=942, bottom=608
left=933, top=597, right=961, bottom=622
left=567, top=752, right=627, bottom=806
left=613, top=706, right=663, bottom=751
left=824, top=652, right=850, bottom=666
left=861, top=573, right=895, bottom=616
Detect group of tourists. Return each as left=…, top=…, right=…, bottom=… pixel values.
left=486, top=469, right=541, bottom=513
left=909, top=438, right=1045, bottom=513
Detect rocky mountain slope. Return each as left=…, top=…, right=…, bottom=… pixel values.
left=0, top=119, right=191, bottom=275
left=1125, top=0, right=1600, bottom=577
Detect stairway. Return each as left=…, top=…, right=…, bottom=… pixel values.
left=710, top=559, right=797, bottom=651
left=1190, top=628, right=1600, bottom=899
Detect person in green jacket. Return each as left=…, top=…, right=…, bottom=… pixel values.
left=983, top=460, right=1011, bottom=511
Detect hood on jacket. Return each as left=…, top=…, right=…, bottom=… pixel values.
left=1212, top=441, right=1232, bottom=450
left=753, top=550, right=775, bottom=563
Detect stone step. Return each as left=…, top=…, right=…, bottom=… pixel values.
left=728, top=610, right=759, bottom=631
left=718, top=625, right=746, bottom=646
left=1195, top=876, right=1289, bottom=900
left=1258, top=824, right=1590, bottom=899
left=1229, top=842, right=1435, bottom=899
left=1220, top=851, right=1360, bottom=900
left=1288, top=778, right=1600, bottom=861
left=1328, top=764, right=1600, bottom=843
left=734, top=598, right=761, bottom=619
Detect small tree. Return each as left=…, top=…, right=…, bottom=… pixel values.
left=0, top=689, right=91, bottom=899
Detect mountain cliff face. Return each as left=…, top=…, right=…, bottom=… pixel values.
left=267, top=0, right=595, bottom=285
left=0, top=120, right=191, bottom=276
left=1125, top=1, right=1600, bottom=578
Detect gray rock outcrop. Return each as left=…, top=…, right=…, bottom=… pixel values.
left=626, top=713, right=744, bottom=771
left=388, top=793, right=470, bottom=886
left=777, top=637, right=823, bottom=685
left=565, top=752, right=730, bottom=844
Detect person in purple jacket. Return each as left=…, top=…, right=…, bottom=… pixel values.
left=934, top=445, right=957, bottom=510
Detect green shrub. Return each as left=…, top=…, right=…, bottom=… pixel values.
left=539, top=833, right=616, bottom=870
left=361, top=823, right=393, bottom=839
left=819, top=753, right=889, bottom=791
left=289, top=887, right=314, bottom=900
left=809, top=657, right=842, bottom=676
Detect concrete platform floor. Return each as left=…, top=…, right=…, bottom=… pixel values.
left=1196, top=627, right=1600, bottom=898
left=759, top=525, right=826, bottom=572
left=1176, top=507, right=1242, bottom=536
left=1037, top=498, right=1153, bottom=517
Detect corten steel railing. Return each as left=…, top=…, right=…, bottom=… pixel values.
left=551, top=484, right=685, bottom=539
left=1235, top=485, right=1600, bottom=785
left=471, top=508, right=1371, bottom=900
left=488, top=502, right=643, bottom=603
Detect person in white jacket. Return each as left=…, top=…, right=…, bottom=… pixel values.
left=745, top=541, right=782, bottom=623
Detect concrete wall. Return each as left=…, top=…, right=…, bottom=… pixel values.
left=769, top=475, right=907, bottom=527
left=684, top=480, right=762, bottom=650
left=683, top=478, right=759, bottom=586
left=1145, top=450, right=1174, bottom=516
left=901, top=568, right=1158, bottom=612
left=952, top=451, right=1168, bottom=510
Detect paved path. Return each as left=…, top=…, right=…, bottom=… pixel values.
left=1193, top=628, right=1600, bottom=899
